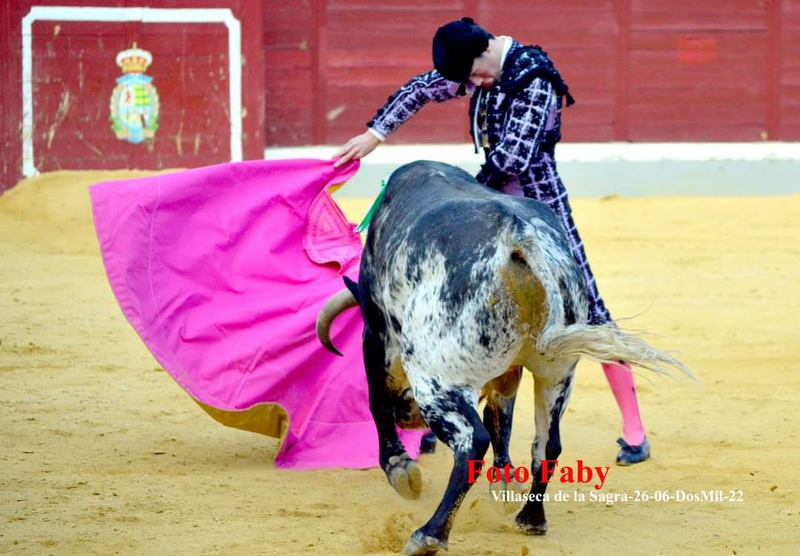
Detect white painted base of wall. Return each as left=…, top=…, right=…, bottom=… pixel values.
left=264, top=143, right=800, bottom=198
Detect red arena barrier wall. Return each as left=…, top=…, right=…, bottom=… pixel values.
left=2, top=1, right=265, bottom=192
left=4, top=1, right=800, bottom=191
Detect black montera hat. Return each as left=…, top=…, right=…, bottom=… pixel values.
left=432, top=17, right=493, bottom=83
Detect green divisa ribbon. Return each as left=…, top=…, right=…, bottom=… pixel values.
left=355, top=172, right=392, bottom=233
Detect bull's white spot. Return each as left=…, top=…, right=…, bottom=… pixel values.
left=397, top=247, right=521, bottom=392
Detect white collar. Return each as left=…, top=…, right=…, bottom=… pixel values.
left=498, top=36, right=513, bottom=78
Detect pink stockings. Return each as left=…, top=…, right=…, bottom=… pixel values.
left=601, top=361, right=646, bottom=446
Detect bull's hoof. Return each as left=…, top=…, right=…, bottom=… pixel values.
left=419, top=431, right=438, bottom=455
left=402, top=529, right=448, bottom=556
left=488, top=473, right=528, bottom=515
left=517, top=520, right=548, bottom=536
left=515, top=506, right=548, bottom=535
left=387, top=453, right=423, bottom=500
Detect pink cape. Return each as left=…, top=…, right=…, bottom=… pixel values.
left=89, top=158, right=423, bottom=469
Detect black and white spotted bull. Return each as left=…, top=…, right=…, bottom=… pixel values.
left=316, top=160, right=692, bottom=555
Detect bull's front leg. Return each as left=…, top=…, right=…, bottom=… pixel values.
left=403, top=384, right=490, bottom=556
left=483, top=366, right=527, bottom=513
left=363, top=324, right=422, bottom=501
left=515, top=370, right=574, bottom=535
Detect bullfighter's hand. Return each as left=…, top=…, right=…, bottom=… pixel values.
left=333, top=131, right=381, bottom=167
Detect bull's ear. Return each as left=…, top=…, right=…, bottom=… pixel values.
left=343, top=276, right=361, bottom=305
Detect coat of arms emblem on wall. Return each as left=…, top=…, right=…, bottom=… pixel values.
left=110, top=43, right=160, bottom=143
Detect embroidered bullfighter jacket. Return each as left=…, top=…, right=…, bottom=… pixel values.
left=366, top=38, right=612, bottom=325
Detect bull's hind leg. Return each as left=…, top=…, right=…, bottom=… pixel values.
left=363, top=325, right=422, bottom=501
left=482, top=366, right=527, bottom=512
left=403, top=384, right=489, bottom=556
left=483, top=365, right=522, bottom=467
left=515, top=368, right=575, bottom=535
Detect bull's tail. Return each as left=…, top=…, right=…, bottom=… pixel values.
left=537, top=323, right=695, bottom=381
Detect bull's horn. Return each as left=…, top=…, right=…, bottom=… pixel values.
left=316, top=288, right=359, bottom=356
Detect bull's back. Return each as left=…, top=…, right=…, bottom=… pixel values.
left=369, top=160, right=564, bottom=260
left=378, top=161, right=559, bottom=229
left=363, top=160, right=582, bottom=348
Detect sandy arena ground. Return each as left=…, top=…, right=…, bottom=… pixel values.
left=1, top=171, right=799, bottom=555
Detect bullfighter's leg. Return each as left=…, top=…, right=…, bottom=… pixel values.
left=539, top=184, right=650, bottom=465
left=482, top=366, right=527, bottom=512
left=403, top=384, right=489, bottom=556
left=602, top=360, right=650, bottom=465
left=362, top=324, right=422, bottom=501
left=515, top=369, right=575, bottom=535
